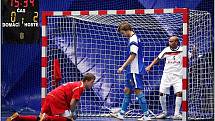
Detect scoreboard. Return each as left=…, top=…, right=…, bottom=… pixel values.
left=2, top=0, right=39, bottom=43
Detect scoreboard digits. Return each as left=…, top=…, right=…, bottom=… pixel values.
left=2, top=0, right=39, bottom=43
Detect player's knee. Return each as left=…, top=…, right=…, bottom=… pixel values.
left=124, top=87, right=131, bottom=94
left=134, top=89, right=142, bottom=95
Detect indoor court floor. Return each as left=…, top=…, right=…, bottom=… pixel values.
left=77, top=117, right=183, bottom=121
left=77, top=117, right=213, bottom=121
left=2, top=117, right=213, bottom=121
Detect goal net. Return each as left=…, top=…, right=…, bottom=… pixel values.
left=41, top=9, right=214, bottom=120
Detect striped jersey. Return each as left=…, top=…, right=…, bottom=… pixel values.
left=125, top=34, right=144, bottom=74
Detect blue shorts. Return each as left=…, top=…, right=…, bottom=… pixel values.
left=125, top=73, right=144, bottom=90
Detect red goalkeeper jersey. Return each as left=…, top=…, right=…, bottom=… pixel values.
left=42, top=81, right=85, bottom=115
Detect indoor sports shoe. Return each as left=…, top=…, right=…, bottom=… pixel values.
left=110, top=112, right=124, bottom=120
left=173, top=114, right=182, bottom=120
left=137, top=115, right=152, bottom=121
left=156, top=111, right=167, bottom=119
left=6, top=112, right=19, bottom=121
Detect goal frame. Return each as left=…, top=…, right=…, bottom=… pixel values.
left=41, top=8, right=189, bottom=121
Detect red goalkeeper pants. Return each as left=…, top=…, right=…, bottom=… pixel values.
left=10, top=115, right=69, bottom=121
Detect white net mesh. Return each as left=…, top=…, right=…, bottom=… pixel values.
left=44, top=10, right=214, bottom=119
left=188, top=10, right=214, bottom=120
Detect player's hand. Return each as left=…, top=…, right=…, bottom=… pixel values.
left=117, top=67, right=124, bottom=74
left=145, top=66, right=151, bottom=73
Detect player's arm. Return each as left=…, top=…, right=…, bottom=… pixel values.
left=70, top=98, right=79, bottom=112
left=67, top=98, right=78, bottom=120
left=69, top=87, right=82, bottom=120
left=118, top=40, right=138, bottom=74
left=118, top=52, right=136, bottom=74
left=57, top=98, right=77, bottom=121
left=146, top=48, right=165, bottom=73
left=145, top=57, right=160, bottom=73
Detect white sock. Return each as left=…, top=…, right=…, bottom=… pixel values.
left=174, top=96, right=182, bottom=115
left=159, top=95, right=167, bottom=113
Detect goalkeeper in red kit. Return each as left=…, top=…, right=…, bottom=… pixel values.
left=7, top=73, right=96, bottom=121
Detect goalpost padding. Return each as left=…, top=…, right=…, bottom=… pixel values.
left=41, top=8, right=213, bottom=120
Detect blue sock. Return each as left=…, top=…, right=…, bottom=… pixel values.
left=136, top=93, right=148, bottom=113
left=120, top=93, right=131, bottom=114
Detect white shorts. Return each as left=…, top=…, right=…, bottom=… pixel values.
left=159, top=72, right=182, bottom=94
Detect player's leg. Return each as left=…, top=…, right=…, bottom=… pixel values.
left=133, top=74, right=151, bottom=121
left=41, top=115, right=72, bottom=121
left=132, top=74, right=148, bottom=113
left=173, top=92, right=182, bottom=119
left=172, top=74, right=182, bottom=119
left=6, top=112, right=38, bottom=121
left=40, top=94, right=68, bottom=121
left=110, top=87, right=131, bottom=120
left=119, top=73, right=133, bottom=115
left=39, top=95, right=52, bottom=121
left=156, top=92, right=167, bottom=119
left=121, top=87, right=131, bottom=114
left=157, top=73, right=170, bottom=119
left=6, top=112, right=19, bottom=121
left=135, top=89, right=151, bottom=121
left=110, top=74, right=132, bottom=120
left=135, top=89, right=148, bottom=113
left=39, top=111, right=74, bottom=121
left=39, top=110, right=74, bottom=121
left=40, top=95, right=52, bottom=116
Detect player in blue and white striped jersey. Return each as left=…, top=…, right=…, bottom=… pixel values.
left=110, top=22, right=151, bottom=121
